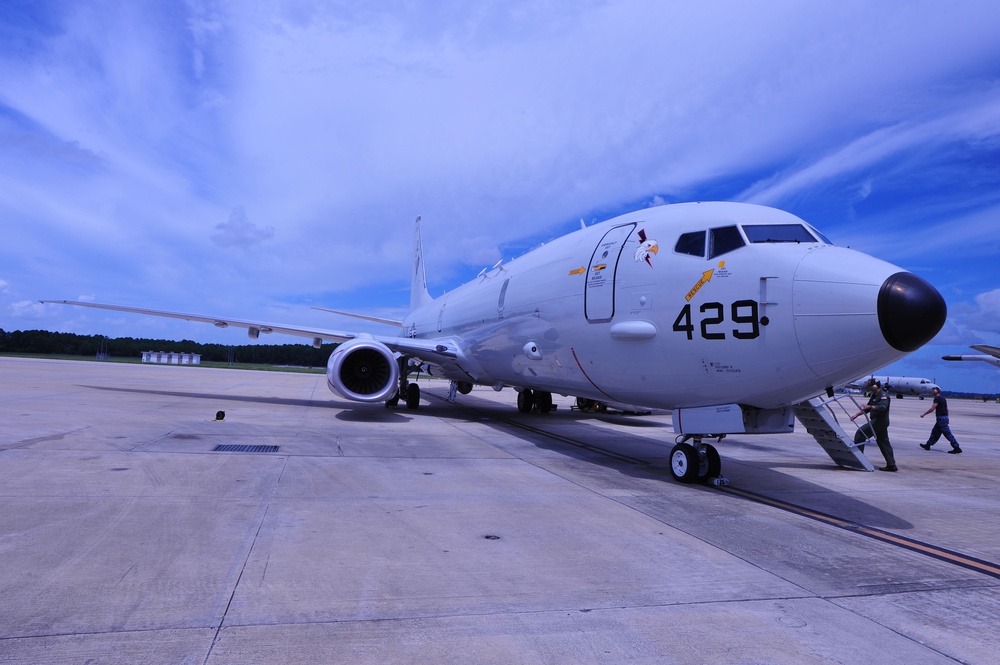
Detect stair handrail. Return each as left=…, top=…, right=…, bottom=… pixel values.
left=810, top=392, right=873, bottom=445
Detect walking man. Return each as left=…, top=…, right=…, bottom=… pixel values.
left=920, top=387, right=963, bottom=454
left=851, top=378, right=897, bottom=471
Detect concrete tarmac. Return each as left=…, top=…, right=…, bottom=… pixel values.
left=0, top=357, right=997, bottom=664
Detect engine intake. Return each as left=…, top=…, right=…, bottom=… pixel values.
left=326, top=339, right=399, bottom=402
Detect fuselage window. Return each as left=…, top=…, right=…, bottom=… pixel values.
left=742, top=224, right=819, bottom=243
left=674, top=230, right=706, bottom=257
left=709, top=226, right=745, bottom=259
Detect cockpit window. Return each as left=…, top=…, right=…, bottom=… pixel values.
left=811, top=227, right=832, bottom=244
left=742, top=224, right=819, bottom=244
left=709, top=226, right=745, bottom=259
left=674, top=230, right=706, bottom=257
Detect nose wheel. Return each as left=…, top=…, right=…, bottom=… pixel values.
left=669, top=437, right=727, bottom=486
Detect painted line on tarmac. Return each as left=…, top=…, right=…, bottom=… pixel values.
left=722, top=485, right=1000, bottom=580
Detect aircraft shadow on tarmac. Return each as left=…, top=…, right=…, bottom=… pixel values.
left=80, top=383, right=422, bottom=424
left=426, top=394, right=915, bottom=532
left=79, top=383, right=341, bottom=410
left=592, top=415, right=667, bottom=428
left=334, top=409, right=413, bottom=423
left=79, top=382, right=911, bottom=530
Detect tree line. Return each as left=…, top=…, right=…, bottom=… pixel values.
left=0, top=329, right=336, bottom=367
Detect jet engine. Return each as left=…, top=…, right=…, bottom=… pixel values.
left=326, top=339, right=400, bottom=403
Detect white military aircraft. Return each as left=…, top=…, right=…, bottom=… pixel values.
left=942, top=345, right=1000, bottom=368
left=43, top=202, right=946, bottom=484
left=847, top=375, right=939, bottom=398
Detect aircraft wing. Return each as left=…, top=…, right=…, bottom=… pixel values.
left=39, top=300, right=459, bottom=362
left=971, top=344, right=1000, bottom=360
left=942, top=344, right=1000, bottom=369
left=311, top=306, right=402, bottom=327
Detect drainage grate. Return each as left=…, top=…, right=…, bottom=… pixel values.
left=213, top=444, right=280, bottom=453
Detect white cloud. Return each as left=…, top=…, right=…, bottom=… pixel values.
left=1, top=0, right=999, bottom=395
left=211, top=206, right=275, bottom=249
left=966, top=289, right=1000, bottom=332
left=12, top=300, right=46, bottom=318
left=739, top=93, right=1000, bottom=207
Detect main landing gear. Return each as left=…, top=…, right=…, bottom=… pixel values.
left=516, top=388, right=554, bottom=414
left=385, top=357, right=422, bottom=410
left=669, top=435, right=729, bottom=486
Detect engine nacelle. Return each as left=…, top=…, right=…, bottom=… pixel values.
left=326, top=338, right=399, bottom=403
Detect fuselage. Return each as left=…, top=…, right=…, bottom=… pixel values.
left=401, top=202, right=944, bottom=411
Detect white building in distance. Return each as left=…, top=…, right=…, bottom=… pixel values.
left=141, top=351, right=201, bottom=365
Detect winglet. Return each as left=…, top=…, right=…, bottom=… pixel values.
left=411, top=216, right=433, bottom=311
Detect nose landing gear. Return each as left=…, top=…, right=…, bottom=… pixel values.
left=669, top=435, right=728, bottom=486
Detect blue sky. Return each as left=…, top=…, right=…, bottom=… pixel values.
left=2, top=1, right=999, bottom=393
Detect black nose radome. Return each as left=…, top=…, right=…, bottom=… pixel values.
left=877, top=272, right=946, bottom=352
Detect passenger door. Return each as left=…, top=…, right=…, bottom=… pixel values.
left=585, top=223, right=636, bottom=322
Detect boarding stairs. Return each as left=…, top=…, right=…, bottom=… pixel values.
left=793, top=395, right=875, bottom=471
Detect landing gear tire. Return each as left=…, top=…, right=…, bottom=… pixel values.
left=534, top=391, right=553, bottom=414
left=698, top=444, right=721, bottom=482
left=517, top=389, right=534, bottom=414
left=405, top=383, right=421, bottom=410
left=385, top=393, right=399, bottom=409
left=669, top=443, right=701, bottom=483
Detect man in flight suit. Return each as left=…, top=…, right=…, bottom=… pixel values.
left=851, top=379, right=897, bottom=472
